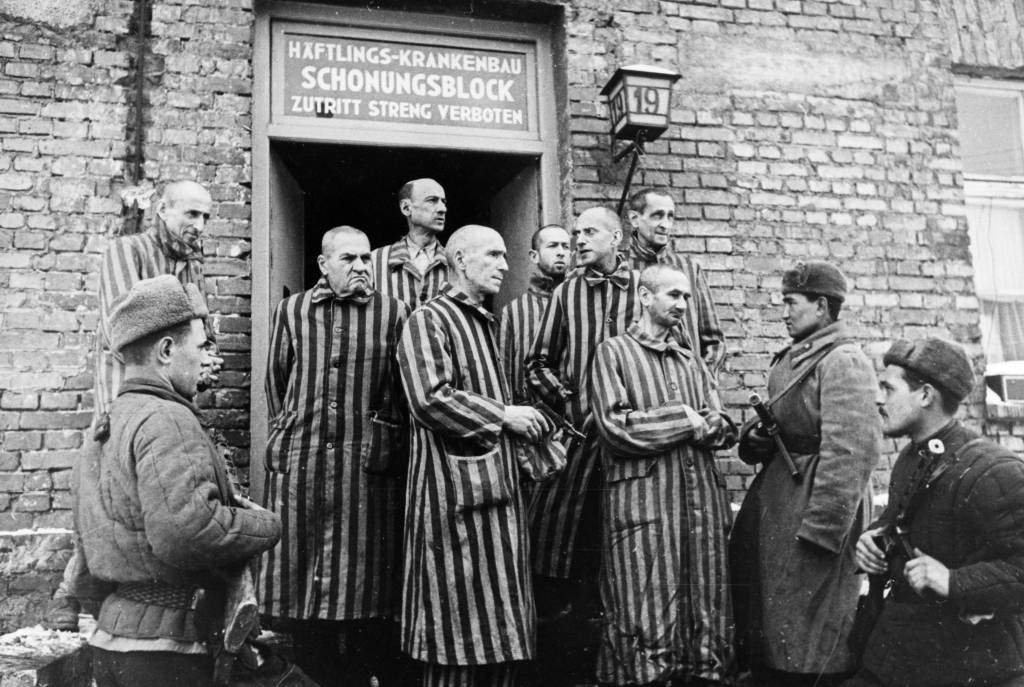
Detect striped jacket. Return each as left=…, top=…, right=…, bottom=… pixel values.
left=260, top=279, right=409, bottom=621
left=397, top=283, right=535, bottom=665
left=95, top=228, right=205, bottom=419
left=498, top=273, right=558, bottom=404
left=525, top=259, right=642, bottom=578
left=591, top=324, right=736, bottom=685
left=623, top=235, right=726, bottom=378
left=370, top=236, right=448, bottom=309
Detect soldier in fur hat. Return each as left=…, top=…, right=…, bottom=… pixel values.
left=844, top=338, right=1024, bottom=687
left=730, top=261, right=882, bottom=686
left=74, top=275, right=283, bottom=687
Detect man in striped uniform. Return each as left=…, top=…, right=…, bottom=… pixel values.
left=397, top=225, right=551, bottom=687
left=45, top=180, right=222, bottom=631
left=498, top=224, right=571, bottom=404
left=591, top=264, right=738, bottom=686
left=525, top=207, right=642, bottom=602
left=261, top=226, right=409, bottom=685
left=370, top=177, right=449, bottom=309
left=624, top=188, right=726, bottom=378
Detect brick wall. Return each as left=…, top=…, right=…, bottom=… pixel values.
left=0, top=0, right=1018, bottom=630
left=0, top=5, right=131, bottom=535
left=941, top=0, right=1024, bottom=72
left=0, top=2, right=131, bottom=629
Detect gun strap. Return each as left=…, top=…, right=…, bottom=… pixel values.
left=766, top=338, right=851, bottom=412
left=895, top=437, right=984, bottom=532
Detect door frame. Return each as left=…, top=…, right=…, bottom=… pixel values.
left=250, top=1, right=563, bottom=484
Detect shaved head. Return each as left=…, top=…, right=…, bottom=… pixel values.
left=321, top=225, right=368, bottom=256
left=639, top=264, right=691, bottom=334
left=447, top=224, right=508, bottom=301
left=576, top=206, right=621, bottom=232
left=573, top=206, right=622, bottom=270
left=156, top=180, right=212, bottom=252
left=398, top=177, right=441, bottom=201
left=161, top=180, right=211, bottom=207
left=639, top=264, right=690, bottom=294
left=446, top=224, right=503, bottom=268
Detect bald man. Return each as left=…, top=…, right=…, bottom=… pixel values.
left=397, top=225, right=548, bottom=686
left=370, top=177, right=449, bottom=308
left=525, top=207, right=643, bottom=637
left=261, top=226, right=409, bottom=684
left=499, top=224, right=571, bottom=405
left=591, top=264, right=737, bottom=686
left=624, top=188, right=726, bottom=378
left=46, top=180, right=223, bottom=631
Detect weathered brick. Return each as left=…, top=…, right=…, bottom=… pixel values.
left=15, top=492, right=49, bottom=512
left=19, top=450, right=78, bottom=470
left=0, top=473, right=24, bottom=492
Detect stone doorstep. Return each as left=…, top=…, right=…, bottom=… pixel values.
left=0, top=620, right=92, bottom=687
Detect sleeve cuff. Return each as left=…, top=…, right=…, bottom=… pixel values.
left=796, top=520, right=843, bottom=555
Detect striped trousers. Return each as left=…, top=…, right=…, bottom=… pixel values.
left=422, top=662, right=517, bottom=687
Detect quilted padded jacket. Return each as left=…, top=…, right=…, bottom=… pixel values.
left=75, top=377, right=281, bottom=642
left=860, top=421, right=1024, bottom=687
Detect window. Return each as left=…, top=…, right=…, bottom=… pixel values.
left=956, top=80, right=1024, bottom=370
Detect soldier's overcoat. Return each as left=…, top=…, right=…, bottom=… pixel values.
left=261, top=279, right=409, bottom=621
left=591, top=325, right=736, bottom=685
left=397, top=283, right=535, bottom=665
left=730, top=321, right=881, bottom=675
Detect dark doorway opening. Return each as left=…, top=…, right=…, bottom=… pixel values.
left=272, top=140, right=541, bottom=292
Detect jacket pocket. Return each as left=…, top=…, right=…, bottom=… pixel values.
left=361, top=411, right=407, bottom=475
left=446, top=446, right=513, bottom=511
left=605, top=457, right=661, bottom=531
left=604, top=455, right=659, bottom=485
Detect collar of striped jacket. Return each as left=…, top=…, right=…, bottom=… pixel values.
left=440, top=282, right=497, bottom=323
left=627, top=322, right=691, bottom=356
left=528, top=271, right=560, bottom=297
left=627, top=233, right=664, bottom=266
left=582, top=256, right=632, bottom=290
left=150, top=223, right=203, bottom=263
left=387, top=235, right=447, bottom=273
left=309, top=277, right=373, bottom=305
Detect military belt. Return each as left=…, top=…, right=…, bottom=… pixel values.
left=117, top=582, right=199, bottom=610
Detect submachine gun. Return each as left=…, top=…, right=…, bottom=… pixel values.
left=748, top=392, right=801, bottom=483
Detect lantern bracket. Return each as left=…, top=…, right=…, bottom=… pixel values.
left=615, top=130, right=646, bottom=216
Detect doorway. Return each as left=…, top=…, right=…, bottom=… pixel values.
left=251, top=2, right=564, bottom=498
left=255, top=139, right=543, bottom=498
left=268, top=140, right=541, bottom=302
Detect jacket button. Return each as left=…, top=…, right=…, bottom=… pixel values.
left=329, top=401, right=337, bottom=409
left=325, top=442, right=334, bottom=449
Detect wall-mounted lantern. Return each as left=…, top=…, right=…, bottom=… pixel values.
left=600, top=65, right=681, bottom=214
